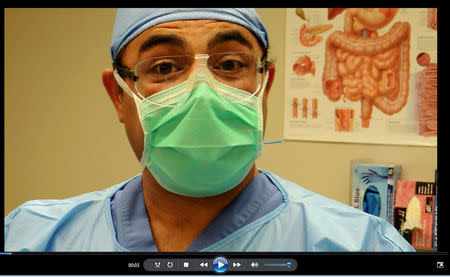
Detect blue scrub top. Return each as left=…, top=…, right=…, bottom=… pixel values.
left=110, top=171, right=283, bottom=251
left=5, top=169, right=415, bottom=251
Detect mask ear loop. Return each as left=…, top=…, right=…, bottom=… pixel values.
left=113, top=70, right=150, bottom=169
left=252, top=72, right=284, bottom=145
left=113, top=69, right=142, bottom=102
left=259, top=72, right=270, bottom=99
left=113, top=69, right=148, bottom=122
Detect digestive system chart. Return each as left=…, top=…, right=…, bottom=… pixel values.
left=284, top=8, right=437, bottom=146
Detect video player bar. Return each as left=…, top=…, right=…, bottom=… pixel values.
left=143, top=257, right=297, bottom=273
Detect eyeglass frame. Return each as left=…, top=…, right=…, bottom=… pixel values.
left=112, top=51, right=269, bottom=84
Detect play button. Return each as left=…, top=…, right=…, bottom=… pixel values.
left=212, top=257, right=228, bottom=273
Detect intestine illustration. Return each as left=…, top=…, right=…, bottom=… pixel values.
left=335, top=108, right=355, bottom=132
left=292, top=97, right=319, bottom=119
left=312, top=98, right=318, bottom=118
left=292, top=98, right=298, bottom=118
left=416, top=52, right=431, bottom=67
left=299, top=24, right=333, bottom=47
left=293, top=55, right=315, bottom=76
left=427, top=8, right=437, bottom=31
left=322, top=8, right=411, bottom=128
left=296, top=8, right=333, bottom=47
left=302, top=98, right=308, bottom=118
left=415, top=63, right=437, bottom=136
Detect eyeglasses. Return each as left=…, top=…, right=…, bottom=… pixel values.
left=113, top=52, right=267, bottom=98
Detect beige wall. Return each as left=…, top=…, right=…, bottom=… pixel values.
left=4, top=8, right=437, bottom=215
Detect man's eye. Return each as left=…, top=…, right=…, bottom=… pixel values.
left=216, top=60, right=245, bottom=71
left=151, top=62, right=178, bottom=75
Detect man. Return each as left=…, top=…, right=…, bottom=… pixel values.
left=4, top=8, right=415, bottom=252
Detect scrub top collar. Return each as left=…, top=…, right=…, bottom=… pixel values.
left=110, top=170, right=284, bottom=251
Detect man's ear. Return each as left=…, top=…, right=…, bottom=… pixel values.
left=102, top=69, right=124, bottom=123
left=265, top=62, right=275, bottom=96
left=262, top=63, right=275, bottom=135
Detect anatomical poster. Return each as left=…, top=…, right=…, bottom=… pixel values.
left=284, top=8, right=437, bottom=146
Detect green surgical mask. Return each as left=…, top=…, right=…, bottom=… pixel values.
left=114, top=64, right=267, bottom=197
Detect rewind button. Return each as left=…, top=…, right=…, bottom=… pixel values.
left=200, top=262, right=209, bottom=268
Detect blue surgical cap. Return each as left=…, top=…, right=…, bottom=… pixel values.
left=110, top=8, right=269, bottom=60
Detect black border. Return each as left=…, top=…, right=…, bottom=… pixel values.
left=0, top=252, right=449, bottom=275
left=2, top=3, right=448, bottom=276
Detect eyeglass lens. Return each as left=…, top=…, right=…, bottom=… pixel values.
left=134, top=52, right=263, bottom=97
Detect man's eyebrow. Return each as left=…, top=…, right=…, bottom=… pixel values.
left=139, top=34, right=187, bottom=55
left=207, top=30, right=254, bottom=50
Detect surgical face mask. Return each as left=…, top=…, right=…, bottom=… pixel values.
left=113, top=54, right=268, bottom=197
